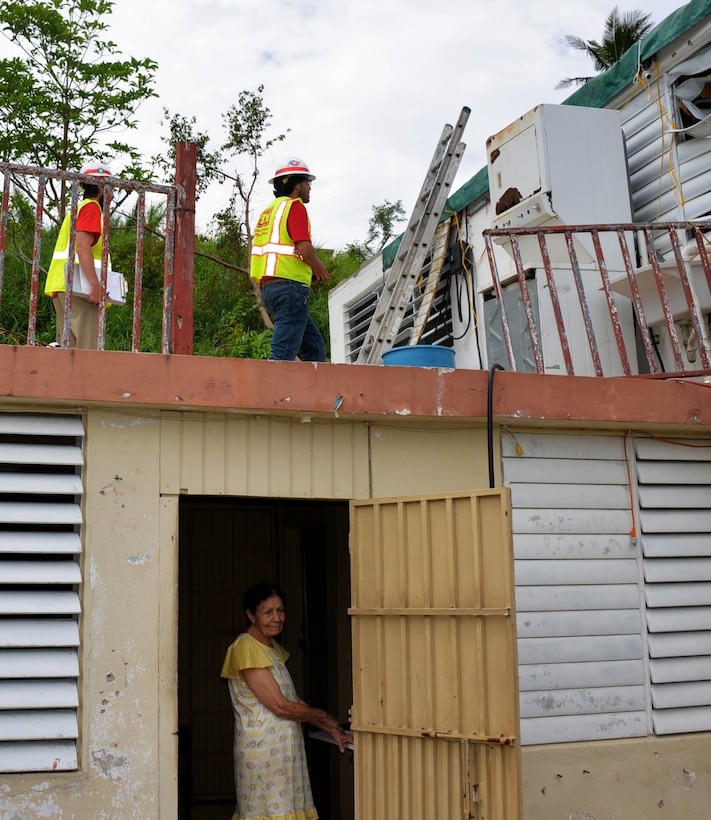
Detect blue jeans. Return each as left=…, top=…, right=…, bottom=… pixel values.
left=261, top=278, right=326, bottom=361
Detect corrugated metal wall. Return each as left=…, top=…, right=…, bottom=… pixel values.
left=159, top=413, right=371, bottom=498
left=349, top=491, right=522, bottom=820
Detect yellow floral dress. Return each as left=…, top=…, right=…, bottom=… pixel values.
left=220, top=633, right=318, bottom=820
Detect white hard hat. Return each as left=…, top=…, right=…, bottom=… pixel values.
left=268, top=157, right=315, bottom=184
left=80, top=163, right=113, bottom=177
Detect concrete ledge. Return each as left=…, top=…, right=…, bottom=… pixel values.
left=0, top=345, right=709, bottom=429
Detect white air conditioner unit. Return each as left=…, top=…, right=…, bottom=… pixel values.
left=481, top=104, right=638, bottom=376
left=486, top=104, right=633, bottom=269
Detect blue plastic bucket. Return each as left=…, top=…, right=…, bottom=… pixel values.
left=382, top=344, right=455, bottom=368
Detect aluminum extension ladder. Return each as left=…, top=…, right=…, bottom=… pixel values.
left=356, top=106, right=470, bottom=364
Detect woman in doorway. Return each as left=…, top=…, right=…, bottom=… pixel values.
left=221, top=582, right=350, bottom=820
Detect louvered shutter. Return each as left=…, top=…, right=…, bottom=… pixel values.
left=503, top=433, right=648, bottom=745
left=341, top=253, right=454, bottom=363
left=635, top=437, right=711, bottom=735
left=0, top=414, right=83, bottom=772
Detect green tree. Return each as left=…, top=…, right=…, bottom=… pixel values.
left=0, top=192, right=56, bottom=346
left=218, top=85, right=289, bottom=331
left=308, top=246, right=369, bottom=359
left=557, top=6, right=654, bottom=90
left=345, top=199, right=407, bottom=259
left=221, top=85, right=289, bottom=249
left=365, top=199, right=406, bottom=254
left=153, top=109, right=224, bottom=200
left=136, top=89, right=285, bottom=357
left=0, top=0, right=157, bottom=219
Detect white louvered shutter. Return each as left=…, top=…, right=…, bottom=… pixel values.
left=503, top=432, right=648, bottom=745
left=0, top=414, right=83, bottom=772
left=635, top=437, right=711, bottom=735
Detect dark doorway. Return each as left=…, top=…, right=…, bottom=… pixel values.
left=178, top=497, right=353, bottom=820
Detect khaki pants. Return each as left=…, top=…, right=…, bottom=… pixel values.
left=52, top=292, right=99, bottom=349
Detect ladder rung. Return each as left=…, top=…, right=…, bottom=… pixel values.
left=356, top=107, right=470, bottom=364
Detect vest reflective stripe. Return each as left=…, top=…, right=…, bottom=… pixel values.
left=45, top=200, right=105, bottom=296
left=250, top=197, right=312, bottom=286
left=251, top=242, right=299, bottom=279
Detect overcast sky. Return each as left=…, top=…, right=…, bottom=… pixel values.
left=66, top=1, right=696, bottom=247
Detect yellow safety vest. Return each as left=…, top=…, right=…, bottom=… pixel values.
left=250, top=197, right=313, bottom=287
left=45, top=199, right=105, bottom=296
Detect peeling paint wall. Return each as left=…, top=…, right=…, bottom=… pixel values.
left=0, top=408, right=176, bottom=819
left=81, top=410, right=171, bottom=817
left=522, top=734, right=711, bottom=817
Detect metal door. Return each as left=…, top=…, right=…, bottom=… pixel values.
left=349, top=490, right=522, bottom=819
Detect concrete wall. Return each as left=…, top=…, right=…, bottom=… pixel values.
left=522, top=734, right=711, bottom=818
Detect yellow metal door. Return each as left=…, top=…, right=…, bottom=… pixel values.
left=349, top=490, right=521, bottom=820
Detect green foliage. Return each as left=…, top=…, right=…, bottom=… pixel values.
left=0, top=192, right=56, bottom=345
left=158, top=85, right=288, bottom=250
left=202, top=323, right=273, bottom=359
left=211, top=201, right=249, bottom=258
left=110, top=200, right=169, bottom=294
left=153, top=109, right=224, bottom=199
left=192, top=257, right=262, bottom=358
left=364, top=199, right=406, bottom=254
left=100, top=200, right=170, bottom=351
left=222, top=86, right=286, bottom=158
left=308, top=245, right=371, bottom=359
left=339, top=200, right=406, bottom=264
left=0, top=0, right=157, bottom=218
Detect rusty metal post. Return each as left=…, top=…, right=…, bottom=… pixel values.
left=0, top=170, right=10, bottom=297
left=27, top=176, right=46, bottom=346
left=171, top=141, right=197, bottom=355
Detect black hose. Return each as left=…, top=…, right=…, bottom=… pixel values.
left=487, top=363, right=505, bottom=488
left=650, top=328, right=666, bottom=372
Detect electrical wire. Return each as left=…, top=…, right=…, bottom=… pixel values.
left=487, top=363, right=505, bottom=488
left=447, top=210, right=484, bottom=367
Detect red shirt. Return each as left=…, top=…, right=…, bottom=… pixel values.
left=77, top=199, right=102, bottom=244
left=286, top=199, right=310, bottom=243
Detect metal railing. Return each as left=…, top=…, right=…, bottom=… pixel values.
left=0, top=145, right=196, bottom=353
left=483, top=222, right=711, bottom=379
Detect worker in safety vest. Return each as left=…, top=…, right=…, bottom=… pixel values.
left=45, top=163, right=112, bottom=349
left=250, top=158, right=329, bottom=361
